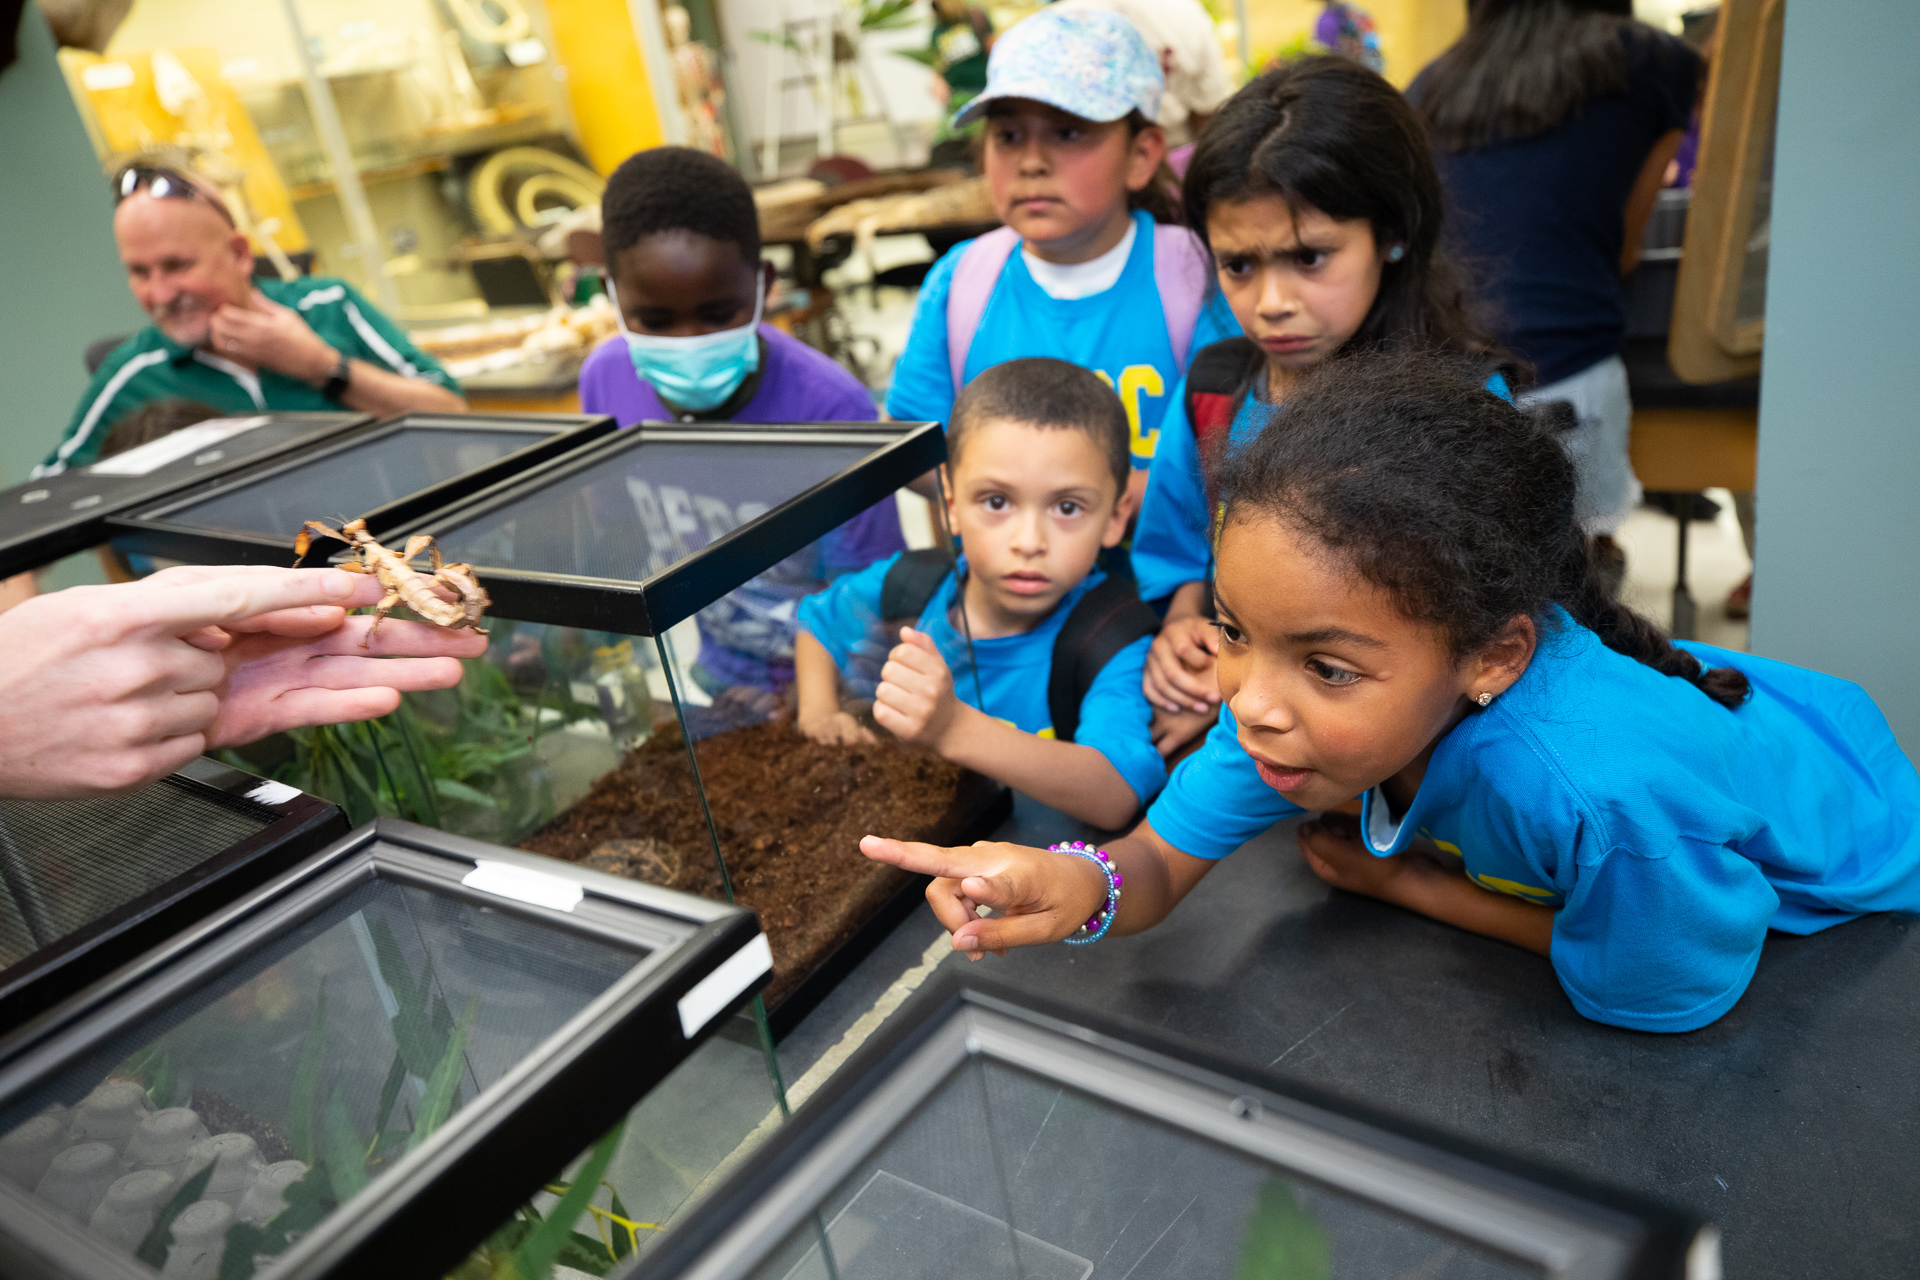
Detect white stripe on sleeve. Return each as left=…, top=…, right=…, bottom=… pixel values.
left=33, top=348, right=171, bottom=477
left=343, top=300, right=426, bottom=380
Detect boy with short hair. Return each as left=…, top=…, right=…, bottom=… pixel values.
left=581, top=146, right=901, bottom=696
left=795, top=358, right=1164, bottom=828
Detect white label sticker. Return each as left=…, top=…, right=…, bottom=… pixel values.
left=462, top=860, right=584, bottom=912
left=88, top=417, right=270, bottom=477
left=677, top=933, right=773, bottom=1039
left=244, top=779, right=301, bottom=806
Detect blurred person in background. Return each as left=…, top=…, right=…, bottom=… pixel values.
left=1054, top=0, right=1235, bottom=148
left=41, top=164, right=465, bottom=478
left=1409, top=0, right=1702, bottom=582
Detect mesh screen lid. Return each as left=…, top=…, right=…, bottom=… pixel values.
left=0, top=778, right=276, bottom=971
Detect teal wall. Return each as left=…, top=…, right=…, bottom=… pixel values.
left=1750, top=0, right=1920, bottom=756
left=0, top=4, right=144, bottom=585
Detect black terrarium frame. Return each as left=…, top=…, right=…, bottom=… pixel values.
left=623, top=978, right=1716, bottom=1280
left=373, top=420, right=948, bottom=634
left=103, top=412, right=616, bottom=568
left=0, top=759, right=345, bottom=1033
left=0, top=413, right=372, bottom=579
left=0, top=819, right=770, bottom=1280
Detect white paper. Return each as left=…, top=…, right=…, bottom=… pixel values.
left=87, top=416, right=270, bottom=477
left=244, top=779, right=301, bottom=807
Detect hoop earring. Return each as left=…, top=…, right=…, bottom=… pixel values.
left=1386, top=244, right=1406, bottom=263
left=1475, top=691, right=1493, bottom=707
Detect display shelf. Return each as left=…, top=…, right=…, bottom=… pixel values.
left=0, top=414, right=370, bottom=579
left=623, top=978, right=1716, bottom=1280
left=0, top=760, right=344, bottom=1033
left=105, top=412, right=614, bottom=568
left=0, top=819, right=769, bottom=1280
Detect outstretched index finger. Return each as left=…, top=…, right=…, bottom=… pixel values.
left=860, top=834, right=1003, bottom=881
left=131, top=568, right=361, bottom=636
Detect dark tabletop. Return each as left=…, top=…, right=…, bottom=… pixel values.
left=782, top=798, right=1920, bottom=1279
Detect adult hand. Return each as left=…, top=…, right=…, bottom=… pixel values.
left=0, top=567, right=481, bottom=800
left=873, top=627, right=962, bottom=748
left=1149, top=704, right=1216, bottom=758
left=207, top=288, right=338, bottom=385
left=860, top=836, right=1109, bottom=958
left=1142, top=614, right=1219, bottom=714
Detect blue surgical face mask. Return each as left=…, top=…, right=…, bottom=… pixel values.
left=608, top=279, right=763, bottom=413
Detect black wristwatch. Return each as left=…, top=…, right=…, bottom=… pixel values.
left=320, top=353, right=352, bottom=402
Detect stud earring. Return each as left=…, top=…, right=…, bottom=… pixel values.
left=1386, top=244, right=1406, bottom=263
left=1475, top=691, right=1493, bottom=707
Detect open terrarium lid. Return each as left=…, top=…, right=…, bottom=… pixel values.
left=374, top=421, right=945, bottom=634
left=104, top=412, right=616, bottom=568
left=620, top=977, right=1716, bottom=1280
left=0, top=819, right=770, bottom=1280
left=0, top=759, right=345, bottom=1033
left=0, top=413, right=370, bottom=579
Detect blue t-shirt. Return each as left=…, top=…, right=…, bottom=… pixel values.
left=1147, top=613, right=1920, bottom=1033
left=885, top=210, right=1240, bottom=466
left=797, top=553, right=1166, bottom=807
left=1410, top=26, right=1701, bottom=386
left=1132, top=366, right=1511, bottom=603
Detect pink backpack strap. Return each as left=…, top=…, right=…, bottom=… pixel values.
left=946, top=225, right=1021, bottom=392
left=1152, top=224, right=1213, bottom=375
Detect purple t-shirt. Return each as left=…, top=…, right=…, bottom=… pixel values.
left=580, top=324, right=905, bottom=692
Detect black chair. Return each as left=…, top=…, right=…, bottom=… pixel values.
left=83, top=334, right=130, bottom=376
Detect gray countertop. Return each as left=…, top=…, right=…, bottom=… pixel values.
left=779, top=796, right=1920, bottom=1279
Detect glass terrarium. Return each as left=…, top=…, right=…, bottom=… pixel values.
left=621, top=978, right=1720, bottom=1280
left=105, top=411, right=613, bottom=567
left=0, top=412, right=369, bottom=579
left=0, top=819, right=772, bottom=1280
left=336, top=419, right=1009, bottom=1037
left=0, top=760, right=343, bottom=1031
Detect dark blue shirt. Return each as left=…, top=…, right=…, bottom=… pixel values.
left=1413, top=27, right=1701, bottom=386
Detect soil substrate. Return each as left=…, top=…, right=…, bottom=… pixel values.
left=522, top=719, right=993, bottom=1006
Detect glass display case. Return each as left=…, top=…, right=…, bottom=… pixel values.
left=622, top=978, right=1720, bottom=1280
left=273, top=419, right=1008, bottom=1036
left=104, top=411, right=614, bottom=567
left=0, top=412, right=370, bottom=580
left=0, top=819, right=772, bottom=1280
left=0, top=760, right=344, bottom=1032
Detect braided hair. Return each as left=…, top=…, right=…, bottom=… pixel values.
left=1215, top=351, right=1751, bottom=709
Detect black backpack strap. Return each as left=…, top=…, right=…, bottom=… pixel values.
left=1183, top=336, right=1264, bottom=452
left=880, top=547, right=952, bottom=623
left=1048, top=572, right=1160, bottom=744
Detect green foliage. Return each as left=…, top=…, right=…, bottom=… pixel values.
left=409, top=996, right=479, bottom=1153
left=224, top=639, right=601, bottom=842
left=115, top=1044, right=179, bottom=1109
left=134, top=1164, right=213, bottom=1267
left=287, top=978, right=328, bottom=1165
left=503, top=1123, right=625, bottom=1280
left=322, top=1093, right=370, bottom=1203
left=1233, top=1178, right=1331, bottom=1280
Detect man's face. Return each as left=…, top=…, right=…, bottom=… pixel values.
left=114, top=195, right=253, bottom=347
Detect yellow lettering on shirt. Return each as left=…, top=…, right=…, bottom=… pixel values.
left=1429, top=835, right=1560, bottom=903
left=992, top=717, right=1055, bottom=740
left=1093, top=365, right=1169, bottom=461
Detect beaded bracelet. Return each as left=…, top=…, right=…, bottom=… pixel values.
left=1052, top=840, right=1122, bottom=945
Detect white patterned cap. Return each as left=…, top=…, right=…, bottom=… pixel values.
left=951, top=8, right=1165, bottom=129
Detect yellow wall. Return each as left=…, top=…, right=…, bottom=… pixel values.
left=546, top=0, right=663, bottom=174
left=1244, top=0, right=1466, bottom=88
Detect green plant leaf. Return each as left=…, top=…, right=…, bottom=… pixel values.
left=287, top=978, right=328, bottom=1165
left=323, top=1092, right=369, bottom=1203
left=1232, top=1177, right=1331, bottom=1280
left=557, top=1234, right=617, bottom=1275
left=608, top=1188, right=635, bottom=1261
left=505, top=1122, right=624, bottom=1280
left=147, top=1048, right=179, bottom=1110
left=409, top=995, right=479, bottom=1151
left=372, top=1050, right=408, bottom=1144
left=219, top=1222, right=266, bottom=1280
left=134, top=1163, right=214, bottom=1266
left=435, top=777, right=499, bottom=807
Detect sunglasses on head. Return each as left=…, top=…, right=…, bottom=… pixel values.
left=113, top=165, right=235, bottom=226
